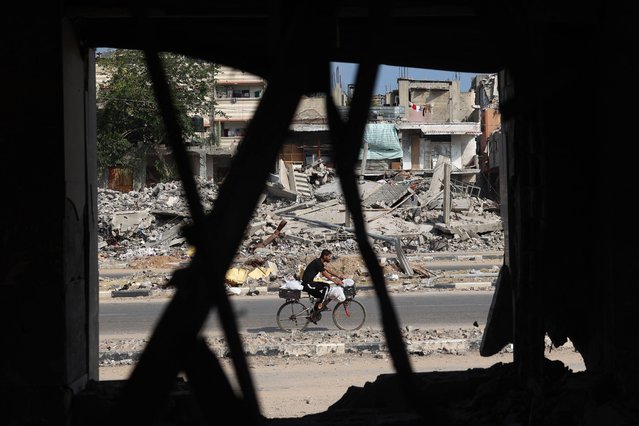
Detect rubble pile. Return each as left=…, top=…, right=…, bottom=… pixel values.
left=97, top=179, right=219, bottom=260
left=98, top=326, right=575, bottom=366
left=98, top=326, right=490, bottom=366
left=302, top=160, right=336, bottom=189
left=98, top=166, right=504, bottom=288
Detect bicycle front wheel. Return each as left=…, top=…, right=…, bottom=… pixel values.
left=332, top=299, right=366, bottom=331
left=276, top=300, right=310, bottom=332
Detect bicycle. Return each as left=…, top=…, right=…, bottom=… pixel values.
left=276, top=282, right=366, bottom=332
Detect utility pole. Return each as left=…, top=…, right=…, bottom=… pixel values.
left=443, top=162, right=451, bottom=225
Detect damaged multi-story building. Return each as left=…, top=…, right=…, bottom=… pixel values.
left=203, top=65, right=267, bottom=182
left=149, top=65, right=268, bottom=186
left=393, top=78, right=480, bottom=181
left=281, top=74, right=484, bottom=185
left=96, top=63, right=268, bottom=190
left=473, top=73, right=502, bottom=201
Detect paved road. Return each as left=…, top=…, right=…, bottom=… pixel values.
left=99, top=290, right=494, bottom=337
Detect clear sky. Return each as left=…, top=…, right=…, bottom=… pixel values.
left=332, top=62, right=480, bottom=94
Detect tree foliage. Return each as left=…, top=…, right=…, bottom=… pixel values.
left=96, top=49, right=219, bottom=179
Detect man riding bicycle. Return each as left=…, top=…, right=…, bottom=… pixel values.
left=300, top=249, right=344, bottom=314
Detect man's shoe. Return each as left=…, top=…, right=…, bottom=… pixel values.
left=306, top=316, right=317, bottom=325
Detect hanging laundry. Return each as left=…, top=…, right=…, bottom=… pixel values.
left=408, top=101, right=422, bottom=112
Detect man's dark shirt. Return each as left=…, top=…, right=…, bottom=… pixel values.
left=302, top=258, right=325, bottom=283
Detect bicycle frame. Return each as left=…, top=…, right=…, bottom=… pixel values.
left=276, top=285, right=365, bottom=332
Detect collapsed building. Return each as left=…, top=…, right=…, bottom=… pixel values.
left=97, top=165, right=503, bottom=293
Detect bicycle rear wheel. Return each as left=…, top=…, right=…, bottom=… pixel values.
left=332, top=299, right=366, bottom=331
left=276, top=300, right=310, bottom=332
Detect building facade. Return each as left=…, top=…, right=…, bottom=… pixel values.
left=395, top=78, right=481, bottom=182
left=185, top=65, right=267, bottom=184
left=472, top=73, right=501, bottom=200
left=98, top=59, right=484, bottom=190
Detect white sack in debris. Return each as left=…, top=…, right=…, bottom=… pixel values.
left=225, top=285, right=241, bottom=295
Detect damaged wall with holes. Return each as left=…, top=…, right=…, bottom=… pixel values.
left=0, top=2, right=636, bottom=425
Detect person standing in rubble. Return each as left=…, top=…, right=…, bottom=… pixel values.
left=301, top=249, right=344, bottom=312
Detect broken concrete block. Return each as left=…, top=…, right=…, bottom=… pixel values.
left=281, top=234, right=314, bottom=245
left=452, top=198, right=472, bottom=211
left=266, top=260, right=279, bottom=276
left=273, top=200, right=317, bottom=216
left=111, top=210, right=153, bottom=233
left=111, top=289, right=150, bottom=298
left=168, top=237, right=186, bottom=247
left=247, top=221, right=266, bottom=236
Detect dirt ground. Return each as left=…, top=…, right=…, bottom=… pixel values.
left=99, top=349, right=584, bottom=419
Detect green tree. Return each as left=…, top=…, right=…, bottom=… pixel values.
left=96, top=49, right=220, bottom=181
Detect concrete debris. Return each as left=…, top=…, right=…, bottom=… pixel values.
left=98, top=170, right=504, bottom=289
left=98, top=327, right=495, bottom=364
left=99, top=328, right=577, bottom=365
left=302, top=160, right=336, bottom=190
left=111, top=289, right=150, bottom=298
left=362, top=181, right=411, bottom=208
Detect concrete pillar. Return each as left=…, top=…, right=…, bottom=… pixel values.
left=443, top=163, right=451, bottom=225
left=0, top=15, right=98, bottom=423
left=359, top=141, right=368, bottom=181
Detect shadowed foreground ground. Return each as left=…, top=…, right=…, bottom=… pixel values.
left=92, top=348, right=586, bottom=422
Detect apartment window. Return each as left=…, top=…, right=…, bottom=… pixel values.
left=232, top=89, right=251, bottom=98
left=218, top=86, right=232, bottom=98
left=223, top=128, right=245, bottom=137
left=191, top=115, right=204, bottom=132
